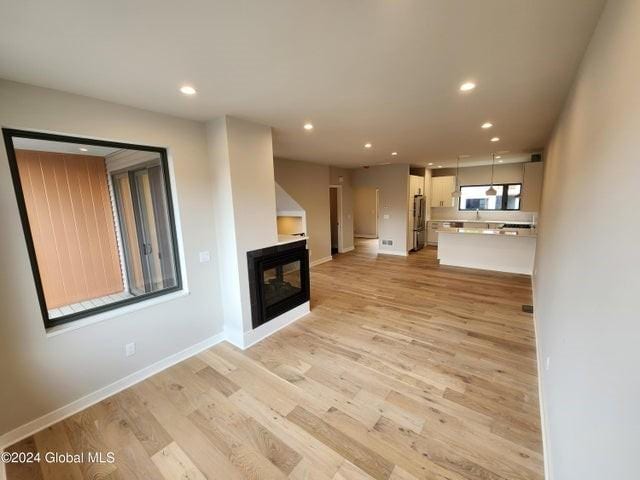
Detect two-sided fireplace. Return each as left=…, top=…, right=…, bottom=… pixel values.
left=247, top=239, right=310, bottom=329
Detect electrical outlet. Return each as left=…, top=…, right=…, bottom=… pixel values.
left=199, top=251, right=211, bottom=263
left=545, top=356, right=551, bottom=371
left=383, top=214, right=390, bottom=219
left=125, top=342, right=136, bottom=357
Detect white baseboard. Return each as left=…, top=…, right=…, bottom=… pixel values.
left=223, top=327, right=244, bottom=349
left=241, top=301, right=310, bottom=350
left=531, top=289, right=552, bottom=480
left=377, top=249, right=408, bottom=257
left=0, top=298, right=313, bottom=456
left=355, top=234, right=377, bottom=239
left=339, top=246, right=355, bottom=253
left=310, top=256, right=333, bottom=267
left=0, top=332, right=226, bottom=450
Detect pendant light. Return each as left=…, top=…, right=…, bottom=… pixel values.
left=451, top=155, right=461, bottom=198
left=486, top=153, right=497, bottom=196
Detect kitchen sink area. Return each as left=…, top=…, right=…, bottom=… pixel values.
left=427, top=218, right=536, bottom=245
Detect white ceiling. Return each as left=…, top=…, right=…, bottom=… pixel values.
left=12, top=138, right=121, bottom=157
left=425, top=152, right=532, bottom=170
left=0, top=0, right=605, bottom=168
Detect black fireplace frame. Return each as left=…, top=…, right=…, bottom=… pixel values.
left=247, top=239, right=310, bottom=329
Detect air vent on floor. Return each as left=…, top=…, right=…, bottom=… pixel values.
left=381, top=240, right=393, bottom=246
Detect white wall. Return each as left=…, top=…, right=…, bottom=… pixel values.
left=353, top=187, right=378, bottom=237
left=329, top=167, right=355, bottom=252
left=0, top=80, right=223, bottom=437
left=534, top=1, right=639, bottom=478
left=207, top=116, right=278, bottom=344
left=352, top=164, right=410, bottom=255
left=275, top=182, right=305, bottom=215
left=273, top=158, right=331, bottom=264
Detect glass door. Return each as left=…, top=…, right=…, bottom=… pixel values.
left=113, top=173, right=146, bottom=295
left=112, top=161, right=177, bottom=295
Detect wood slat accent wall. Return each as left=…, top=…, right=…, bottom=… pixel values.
left=16, top=149, right=124, bottom=309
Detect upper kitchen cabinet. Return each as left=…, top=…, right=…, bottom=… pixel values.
left=431, top=176, right=456, bottom=208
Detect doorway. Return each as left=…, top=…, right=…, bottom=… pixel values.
left=375, top=188, right=379, bottom=238
left=354, top=187, right=379, bottom=239
left=329, top=185, right=342, bottom=255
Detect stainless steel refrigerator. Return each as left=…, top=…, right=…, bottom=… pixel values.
left=412, top=194, right=426, bottom=251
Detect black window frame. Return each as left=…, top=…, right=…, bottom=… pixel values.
left=2, top=128, right=183, bottom=330
left=457, top=183, right=522, bottom=211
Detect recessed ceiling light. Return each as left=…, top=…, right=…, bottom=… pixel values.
left=79, top=147, right=88, bottom=152
left=303, top=123, right=314, bottom=131
left=498, top=160, right=504, bottom=163
left=481, top=122, right=493, bottom=129
left=428, top=162, right=434, bottom=166
left=459, top=82, right=476, bottom=92
left=364, top=143, right=372, bottom=149
left=438, top=165, right=443, bottom=168
left=391, top=152, right=398, bottom=156
left=491, top=137, right=500, bottom=142
left=496, top=155, right=502, bottom=159
left=179, top=85, right=196, bottom=95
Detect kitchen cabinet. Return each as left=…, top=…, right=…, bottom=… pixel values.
left=427, top=221, right=441, bottom=245
left=431, top=176, right=456, bottom=208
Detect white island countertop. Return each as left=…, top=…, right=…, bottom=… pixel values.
left=438, top=228, right=537, bottom=238
left=431, top=219, right=535, bottom=225
left=437, top=228, right=537, bottom=274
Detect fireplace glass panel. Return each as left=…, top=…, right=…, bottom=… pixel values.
left=263, top=260, right=302, bottom=307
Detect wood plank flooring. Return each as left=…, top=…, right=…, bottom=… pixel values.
left=6, top=239, right=543, bottom=479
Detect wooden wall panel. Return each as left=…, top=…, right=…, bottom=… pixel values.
left=15, top=149, right=124, bottom=309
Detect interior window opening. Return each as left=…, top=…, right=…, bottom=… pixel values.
left=3, top=130, right=182, bottom=328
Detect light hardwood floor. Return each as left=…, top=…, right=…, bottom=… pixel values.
left=6, top=239, right=543, bottom=480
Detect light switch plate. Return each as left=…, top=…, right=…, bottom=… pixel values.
left=383, top=214, right=390, bottom=219
left=199, top=251, right=211, bottom=263
left=125, top=342, right=136, bottom=357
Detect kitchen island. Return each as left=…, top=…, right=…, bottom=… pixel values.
left=437, top=228, right=536, bottom=275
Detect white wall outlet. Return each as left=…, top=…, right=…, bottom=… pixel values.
left=383, top=214, right=390, bottom=219
left=545, top=356, right=551, bottom=371
left=199, top=251, right=211, bottom=263
left=125, top=342, right=136, bottom=357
